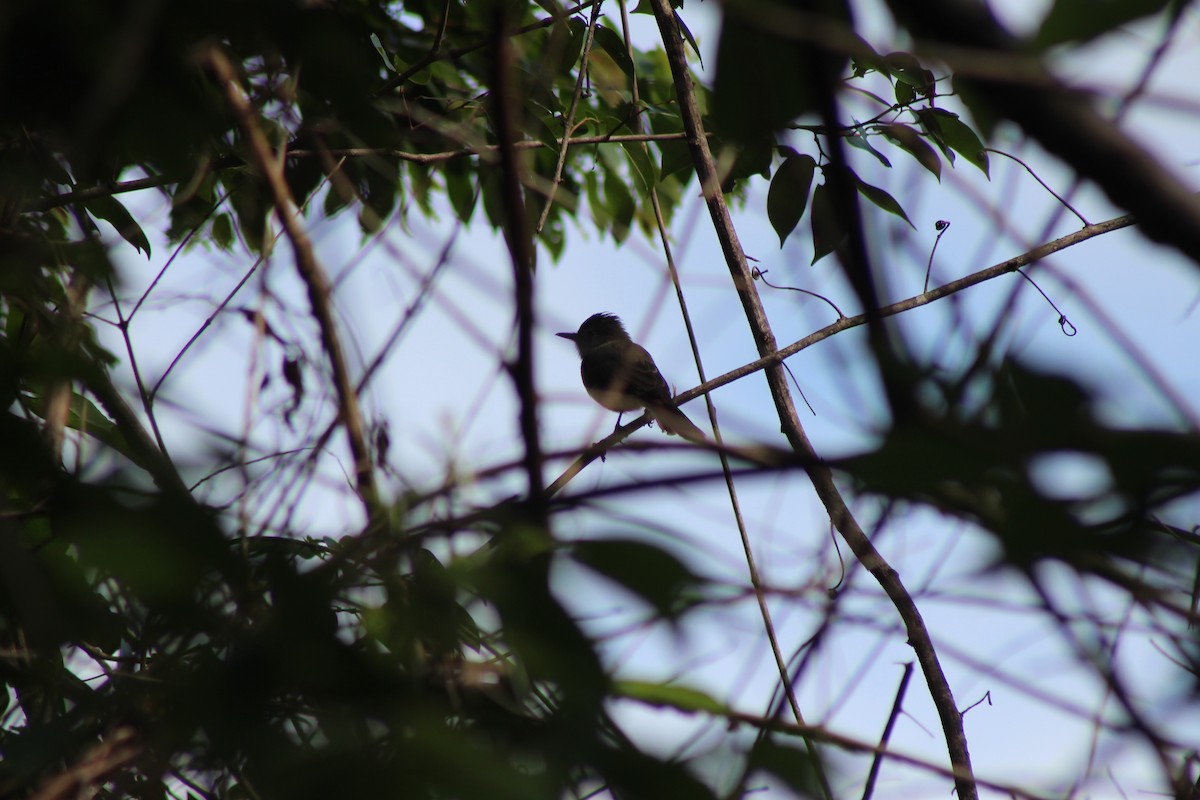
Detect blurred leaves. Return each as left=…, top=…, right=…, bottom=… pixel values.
left=616, top=680, right=728, bottom=714
left=22, top=389, right=140, bottom=468
left=838, top=360, right=1200, bottom=575
left=570, top=537, right=704, bottom=620
left=713, top=0, right=851, bottom=143
left=1035, top=0, right=1173, bottom=48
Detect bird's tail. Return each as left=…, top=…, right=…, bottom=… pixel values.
left=648, top=403, right=706, bottom=443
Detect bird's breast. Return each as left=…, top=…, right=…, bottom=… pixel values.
left=584, top=385, right=646, bottom=412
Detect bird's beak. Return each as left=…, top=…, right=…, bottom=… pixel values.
left=555, top=332, right=577, bottom=341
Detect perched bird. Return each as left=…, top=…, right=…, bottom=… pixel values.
left=557, top=313, right=706, bottom=443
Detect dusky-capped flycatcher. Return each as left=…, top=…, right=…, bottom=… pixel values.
left=557, top=313, right=706, bottom=443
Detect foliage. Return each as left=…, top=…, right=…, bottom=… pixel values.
left=1, top=0, right=1198, bottom=799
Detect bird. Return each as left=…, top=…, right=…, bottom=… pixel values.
left=557, top=313, right=706, bottom=443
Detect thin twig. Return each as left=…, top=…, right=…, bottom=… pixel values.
left=923, top=220, right=949, bottom=294
left=753, top=268, right=847, bottom=318
left=1013, top=268, right=1076, bottom=335
left=535, top=0, right=603, bottom=234
left=616, top=697, right=1058, bottom=800
left=862, top=662, right=914, bottom=800
left=32, top=133, right=695, bottom=212
left=987, top=148, right=1090, bottom=227
left=896, top=0, right=1200, bottom=271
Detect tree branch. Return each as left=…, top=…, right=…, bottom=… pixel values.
left=31, top=133, right=694, bottom=212
left=30, top=727, right=142, bottom=800
left=546, top=211, right=1137, bottom=496
left=203, top=47, right=380, bottom=516
left=490, top=5, right=544, bottom=501
left=647, top=2, right=978, bottom=796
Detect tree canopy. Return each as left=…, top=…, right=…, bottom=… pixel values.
left=2, top=1, right=1199, bottom=799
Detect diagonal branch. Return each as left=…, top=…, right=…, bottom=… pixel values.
left=31, top=727, right=142, bottom=800
left=615, top=1, right=832, bottom=794
left=545, top=210, right=1138, bottom=497
left=203, top=47, right=379, bottom=517
left=646, top=1, right=978, bottom=797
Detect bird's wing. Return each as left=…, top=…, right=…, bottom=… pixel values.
left=621, top=343, right=673, bottom=405
left=581, top=342, right=673, bottom=410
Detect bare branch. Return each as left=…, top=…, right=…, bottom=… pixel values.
left=31, top=727, right=142, bottom=800
left=489, top=5, right=544, bottom=500
left=31, top=133, right=693, bottom=212
left=203, top=47, right=379, bottom=515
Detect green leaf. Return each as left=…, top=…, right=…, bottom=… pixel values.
left=230, top=172, right=268, bottom=252
left=713, top=14, right=825, bottom=142
left=674, top=10, right=704, bottom=68
left=570, top=538, right=701, bottom=619
left=620, top=139, right=658, bottom=196
left=550, top=17, right=587, bottom=76
left=655, top=119, right=693, bottom=182
left=849, top=34, right=887, bottom=78
left=370, top=33, right=396, bottom=73
left=631, top=0, right=683, bottom=13
left=479, top=163, right=506, bottom=230
left=881, top=123, right=941, bottom=179
left=323, top=180, right=350, bottom=220
left=936, top=112, right=989, bottom=176
left=211, top=213, right=234, bottom=250
left=84, top=195, right=151, bottom=258
left=917, top=108, right=989, bottom=177
left=592, top=25, right=635, bottom=78
left=23, top=390, right=144, bottom=473
left=404, top=160, right=431, bottom=218
left=719, top=134, right=773, bottom=190
left=747, top=739, right=821, bottom=796
left=1035, top=0, right=1171, bottom=48
left=5, top=304, right=26, bottom=341
left=283, top=143, right=324, bottom=207
left=855, top=176, right=915, bottom=228
left=604, top=165, right=635, bottom=243
left=586, top=170, right=609, bottom=231
left=845, top=129, right=891, bottom=168
left=809, top=178, right=845, bottom=264
left=540, top=216, right=566, bottom=261
left=615, top=680, right=727, bottom=714
left=884, top=51, right=935, bottom=99
left=444, top=159, right=477, bottom=224
left=767, top=154, right=816, bottom=247
left=953, top=76, right=1002, bottom=140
